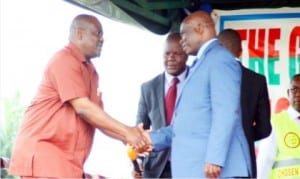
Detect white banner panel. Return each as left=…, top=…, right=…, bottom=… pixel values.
left=212, top=8, right=300, bottom=113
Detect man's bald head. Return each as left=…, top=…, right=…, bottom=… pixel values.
left=68, top=14, right=103, bottom=59
left=69, top=14, right=101, bottom=39
left=179, top=10, right=216, bottom=55
left=183, top=11, right=215, bottom=28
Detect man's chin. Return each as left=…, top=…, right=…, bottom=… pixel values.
left=293, top=104, right=300, bottom=110
left=167, top=69, right=178, bottom=75
left=92, top=52, right=101, bottom=59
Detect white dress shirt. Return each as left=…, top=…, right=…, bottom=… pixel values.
left=188, top=38, right=217, bottom=74
left=256, top=106, right=300, bottom=179
left=164, top=68, right=188, bottom=96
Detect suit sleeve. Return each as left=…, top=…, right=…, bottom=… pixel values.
left=150, top=125, right=173, bottom=151
left=205, top=53, right=242, bottom=166
left=137, top=82, right=172, bottom=151
left=254, top=76, right=271, bottom=140
left=136, top=84, right=151, bottom=129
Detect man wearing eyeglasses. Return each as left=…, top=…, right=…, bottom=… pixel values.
left=257, top=74, right=300, bottom=179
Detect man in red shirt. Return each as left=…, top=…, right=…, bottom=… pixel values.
left=9, top=14, right=148, bottom=178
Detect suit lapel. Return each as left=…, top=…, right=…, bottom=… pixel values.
left=176, top=40, right=219, bottom=107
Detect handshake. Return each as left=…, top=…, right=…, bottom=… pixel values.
left=124, top=123, right=153, bottom=155
left=125, top=123, right=152, bottom=179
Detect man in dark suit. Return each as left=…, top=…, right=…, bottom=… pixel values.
left=134, top=32, right=188, bottom=178
left=218, top=28, right=272, bottom=178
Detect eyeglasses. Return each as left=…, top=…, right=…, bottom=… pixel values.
left=289, top=87, right=300, bottom=94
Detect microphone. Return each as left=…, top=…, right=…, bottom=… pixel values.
left=127, top=147, right=142, bottom=176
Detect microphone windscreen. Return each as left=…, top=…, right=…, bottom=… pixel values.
left=127, top=147, right=138, bottom=160
left=127, top=147, right=142, bottom=175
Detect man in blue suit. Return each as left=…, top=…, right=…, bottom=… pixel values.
left=134, top=32, right=188, bottom=178
left=143, top=11, right=251, bottom=178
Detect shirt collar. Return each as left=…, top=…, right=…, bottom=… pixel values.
left=67, top=42, right=88, bottom=64
left=287, top=105, right=300, bottom=121
left=165, top=67, right=188, bottom=84
left=196, top=38, right=217, bottom=60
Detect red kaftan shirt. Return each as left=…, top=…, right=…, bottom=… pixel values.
left=9, top=42, right=101, bottom=178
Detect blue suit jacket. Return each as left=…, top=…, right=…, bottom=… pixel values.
left=151, top=40, right=251, bottom=177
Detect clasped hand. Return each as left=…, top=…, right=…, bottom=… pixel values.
left=125, top=123, right=153, bottom=154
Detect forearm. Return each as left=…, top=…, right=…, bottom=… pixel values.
left=100, top=128, right=125, bottom=142
left=70, top=97, right=128, bottom=142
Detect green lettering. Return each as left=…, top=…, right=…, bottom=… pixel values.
left=268, top=57, right=280, bottom=85
left=249, top=58, right=264, bottom=75
left=289, top=56, right=300, bottom=79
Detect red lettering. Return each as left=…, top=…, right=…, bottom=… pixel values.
left=289, top=26, right=300, bottom=57
left=268, top=28, right=280, bottom=58
left=288, top=26, right=300, bottom=78
left=237, top=29, right=247, bottom=41
left=248, top=29, right=265, bottom=58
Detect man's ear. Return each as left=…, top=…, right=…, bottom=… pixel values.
left=75, top=28, right=84, bottom=40
left=194, top=23, right=204, bottom=35
left=238, top=48, right=242, bottom=58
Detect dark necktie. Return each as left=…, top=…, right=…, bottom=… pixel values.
left=165, top=77, right=179, bottom=125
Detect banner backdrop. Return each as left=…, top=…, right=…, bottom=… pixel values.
left=212, top=8, right=300, bottom=113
